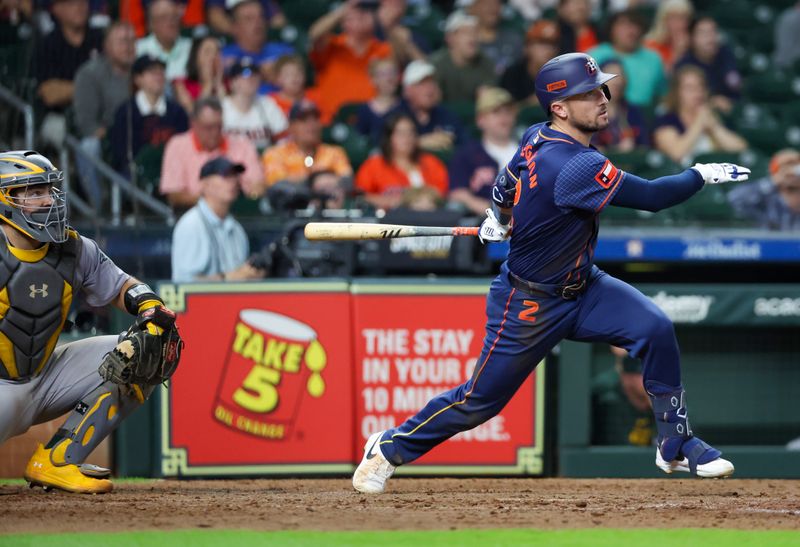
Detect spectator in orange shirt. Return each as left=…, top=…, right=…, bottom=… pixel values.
left=643, top=0, right=693, bottom=73
left=308, top=0, right=393, bottom=124
left=557, top=0, right=598, bottom=54
left=261, top=100, right=353, bottom=186
left=355, top=112, right=448, bottom=211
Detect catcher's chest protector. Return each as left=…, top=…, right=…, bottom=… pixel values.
left=0, top=235, right=78, bottom=380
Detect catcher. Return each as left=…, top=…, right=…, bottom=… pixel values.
left=0, top=150, right=183, bottom=494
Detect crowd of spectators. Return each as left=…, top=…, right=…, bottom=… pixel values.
left=7, top=0, right=800, bottom=232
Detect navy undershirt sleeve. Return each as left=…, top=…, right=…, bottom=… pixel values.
left=610, top=169, right=704, bottom=212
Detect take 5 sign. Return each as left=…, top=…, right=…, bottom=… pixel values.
left=158, top=281, right=546, bottom=476
left=159, top=281, right=355, bottom=476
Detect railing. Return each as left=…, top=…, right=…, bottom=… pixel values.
left=62, top=135, right=175, bottom=226
left=0, top=84, right=34, bottom=150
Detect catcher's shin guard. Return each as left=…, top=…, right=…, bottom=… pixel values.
left=47, top=381, right=153, bottom=466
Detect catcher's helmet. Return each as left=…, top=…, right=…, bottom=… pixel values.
left=0, top=150, right=68, bottom=243
left=534, top=52, right=617, bottom=113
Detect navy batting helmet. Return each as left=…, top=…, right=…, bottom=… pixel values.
left=534, top=53, right=617, bottom=113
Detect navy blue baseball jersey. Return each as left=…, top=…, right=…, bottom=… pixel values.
left=504, top=122, right=625, bottom=284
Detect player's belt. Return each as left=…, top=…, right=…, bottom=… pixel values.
left=508, top=271, right=587, bottom=300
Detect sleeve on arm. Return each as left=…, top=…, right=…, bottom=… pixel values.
left=554, top=150, right=625, bottom=212
left=77, top=236, right=131, bottom=307
left=610, top=169, right=704, bottom=212
left=171, top=216, right=211, bottom=282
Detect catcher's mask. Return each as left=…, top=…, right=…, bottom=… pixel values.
left=0, top=150, right=68, bottom=243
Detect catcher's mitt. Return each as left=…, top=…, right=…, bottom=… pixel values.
left=99, top=306, right=184, bottom=386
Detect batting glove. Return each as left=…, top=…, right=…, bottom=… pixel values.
left=691, top=163, right=751, bottom=184
left=478, top=208, right=510, bottom=244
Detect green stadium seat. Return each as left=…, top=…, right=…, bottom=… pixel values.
left=517, top=105, right=547, bottom=127
left=278, top=24, right=309, bottom=54
left=281, top=0, right=331, bottom=29
left=606, top=149, right=680, bottom=180
left=230, top=194, right=263, bottom=217
left=670, top=184, right=735, bottom=224
left=134, top=144, right=165, bottom=197
left=743, top=71, right=800, bottom=103
left=332, top=102, right=365, bottom=127
left=406, top=4, right=446, bottom=52
left=447, top=101, right=476, bottom=126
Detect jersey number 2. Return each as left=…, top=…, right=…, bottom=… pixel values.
left=518, top=300, right=539, bottom=323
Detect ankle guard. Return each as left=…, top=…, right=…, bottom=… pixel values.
left=648, top=385, right=692, bottom=462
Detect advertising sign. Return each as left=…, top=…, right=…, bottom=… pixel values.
left=351, top=282, right=545, bottom=475
left=159, top=282, right=354, bottom=476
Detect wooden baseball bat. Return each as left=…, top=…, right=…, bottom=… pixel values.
left=304, top=222, right=480, bottom=241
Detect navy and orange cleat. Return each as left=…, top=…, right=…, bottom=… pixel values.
left=24, top=443, right=113, bottom=494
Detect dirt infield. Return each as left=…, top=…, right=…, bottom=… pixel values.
left=1, top=478, right=799, bottom=534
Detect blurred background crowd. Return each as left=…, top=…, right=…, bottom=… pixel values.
left=1, top=0, right=800, bottom=280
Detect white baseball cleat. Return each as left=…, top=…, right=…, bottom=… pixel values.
left=353, top=431, right=395, bottom=494
left=655, top=449, right=735, bottom=478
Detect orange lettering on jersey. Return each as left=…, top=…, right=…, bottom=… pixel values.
left=594, top=159, right=619, bottom=189
left=518, top=300, right=539, bottom=323
left=521, top=145, right=539, bottom=189
left=513, top=177, right=522, bottom=205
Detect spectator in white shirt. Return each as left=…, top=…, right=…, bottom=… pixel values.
left=222, top=57, right=288, bottom=151
left=135, top=0, right=192, bottom=83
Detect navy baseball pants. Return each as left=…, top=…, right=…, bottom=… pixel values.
left=379, top=262, right=681, bottom=465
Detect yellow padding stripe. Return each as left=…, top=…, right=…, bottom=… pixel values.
left=74, top=393, right=111, bottom=438
left=82, top=425, right=95, bottom=446
left=0, top=287, right=17, bottom=376
left=34, top=280, right=72, bottom=376
left=390, top=288, right=517, bottom=442
left=0, top=157, right=46, bottom=178
left=7, top=242, right=49, bottom=262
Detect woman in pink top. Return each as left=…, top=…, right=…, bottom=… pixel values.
left=356, top=112, right=448, bottom=211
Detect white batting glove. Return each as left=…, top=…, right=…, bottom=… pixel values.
left=478, top=208, right=510, bottom=244
left=691, top=163, right=751, bottom=184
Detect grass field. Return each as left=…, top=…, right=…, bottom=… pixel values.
left=2, top=529, right=800, bottom=547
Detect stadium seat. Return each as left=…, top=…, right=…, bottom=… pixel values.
left=517, top=105, right=547, bottom=127
left=743, top=71, right=800, bottom=103
left=448, top=101, right=476, bottom=126
left=332, top=102, right=365, bottom=127
left=670, top=184, right=736, bottom=224
left=281, top=0, right=331, bottom=29
left=406, top=3, right=446, bottom=52
left=134, top=144, right=165, bottom=198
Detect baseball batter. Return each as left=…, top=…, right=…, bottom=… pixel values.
left=353, top=53, right=749, bottom=493
left=0, top=150, right=182, bottom=494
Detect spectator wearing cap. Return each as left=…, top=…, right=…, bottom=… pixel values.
left=642, top=0, right=692, bottom=73
left=109, top=55, right=189, bottom=176
left=207, top=0, right=285, bottom=37
left=728, top=149, right=800, bottom=231
left=308, top=0, right=393, bottom=124
left=171, top=156, right=267, bottom=283
left=674, top=15, right=741, bottom=114
left=355, top=57, right=402, bottom=142
left=429, top=11, right=496, bottom=103
left=557, top=0, right=598, bottom=54
left=174, top=35, right=227, bottom=115
left=33, top=0, right=104, bottom=146
left=261, top=100, right=352, bottom=186
left=221, top=0, right=294, bottom=94
left=467, top=0, right=524, bottom=75
left=448, top=87, right=517, bottom=215
left=588, top=9, right=666, bottom=108
left=160, top=96, right=263, bottom=209
left=394, top=59, right=466, bottom=153
left=73, top=22, right=137, bottom=207
left=500, top=19, right=560, bottom=105
left=222, top=58, right=288, bottom=151
left=592, top=59, right=649, bottom=153
left=135, top=0, right=192, bottom=82
left=355, top=112, right=448, bottom=211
